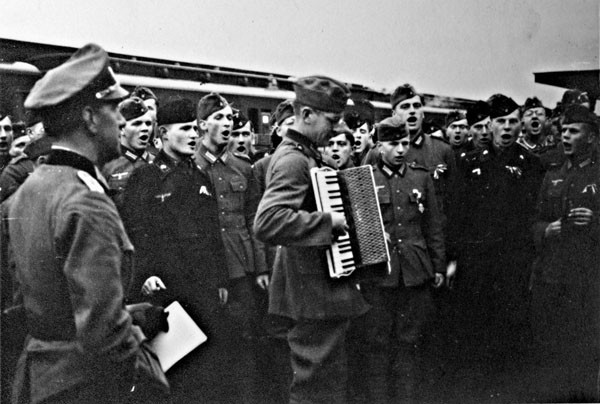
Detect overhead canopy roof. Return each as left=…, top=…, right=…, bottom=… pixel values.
left=534, top=69, right=600, bottom=100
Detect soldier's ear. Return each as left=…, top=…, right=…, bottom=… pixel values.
left=198, top=119, right=208, bottom=132
left=158, top=125, right=168, bottom=141
left=301, top=106, right=315, bottom=123
left=81, top=105, right=96, bottom=133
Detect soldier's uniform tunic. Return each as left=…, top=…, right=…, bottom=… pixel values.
left=358, top=158, right=445, bottom=403
left=122, top=150, right=244, bottom=404
left=530, top=153, right=600, bottom=400
left=195, top=144, right=267, bottom=333
left=450, top=143, right=543, bottom=348
left=102, top=146, right=154, bottom=209
left=9, top=149, right=146, bottom=404
left=0, top=154, right=34, bottom=202
left=254, top=129, right=369, bottom=404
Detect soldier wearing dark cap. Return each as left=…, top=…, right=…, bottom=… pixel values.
left=451, top=93, right=543, bottom=359
left=353, top=116, right=445, bottom=403
left=228, top=109, right=257, bottom=161
left=8, top=43, right=168, bottom=404
left=445, top=110, right=469, bottom=158
left=102, top=96, right=155, bottom=209
left=254, top=75, right=369, bottom=404
left=195, top=93, right=268, bottom=339
left=517, top=97, right=551, bottom=153
left=465, top=100, right=492, bottom=152
left=121, top=96, right=236, bottom=403
left=131, top=86, right=161, bottom=151
left=529, top=105, right=600, bottom=402
left=390, top=84, right=457, bottom=234
left=561, top=88, right=591, bottom=111
left=344, top=99, right=376, bottom=166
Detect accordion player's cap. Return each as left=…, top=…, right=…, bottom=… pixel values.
left=376, top=116, right=408, bottom=142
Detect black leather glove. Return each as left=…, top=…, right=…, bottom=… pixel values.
left=127, top=302, right=169, bottom=340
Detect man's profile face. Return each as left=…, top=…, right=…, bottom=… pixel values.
left=94, top=101, right=126, bottom=165
left=313, top=110, right=342, bottom=147
left=163, top=121, right=199, bottom=157
left=202, top=105, right=233, bottom=148
left=393, top=95, right=424, bottom=134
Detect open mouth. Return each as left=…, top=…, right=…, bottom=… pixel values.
left=531, top=121, right=540, bottom=129
left=331, top=153, right=340, bottom=160
left=0, top=141, right=8, bottom=150
left=221, top=130, right=231, bottom=139
left=139, top=134, right=150, bottom=142
left=562, top=142, right=572, bottom=152
left=407, top=116, right=417, bottom=124
left=236, top=145, right=247, bottom=153
left=188, top=140, right=197, bottom=148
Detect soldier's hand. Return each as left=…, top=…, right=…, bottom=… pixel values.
left=331, top=211, right=348, bottom=237
left=544, top=219, right=562, bottom=238
left=218, top=288, right=228, bottom=305
left=256, top=274, right=270, bottom=290
left=567, top=207, right=594, bottom=226
left=445, top=260, right=457, bottom=289
left=433, top=273, right=445, bottom=288
left=142, top=276, right=166, bottom=296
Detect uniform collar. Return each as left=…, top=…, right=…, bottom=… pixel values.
left=154, top=150, right=195, bottom=173
left=378, top=158, right=407, bottom=178
left=410, top=130, right=425, bottom=148
left=567, top=153, right=593, bottom=170
left=285, top=129, right=322, bottom=162
left=46, top=146, right=109, bottom=191
left=198, top=142, right=228, bottom=165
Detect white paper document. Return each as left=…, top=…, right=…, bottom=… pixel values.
left=149, top=300, right=207, bottom=372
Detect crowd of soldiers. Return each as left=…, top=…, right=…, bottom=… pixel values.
left=0, top=43, right=599, bottom=404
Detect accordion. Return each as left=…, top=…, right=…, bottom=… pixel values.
left=310, top=165, right=390, bottom=278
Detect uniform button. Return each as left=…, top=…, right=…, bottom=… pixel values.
left=221, top=228, right=226, bottom=232
left=397, top=239, right=402, bottom=243
left=220, top=195, right=224, bottom=198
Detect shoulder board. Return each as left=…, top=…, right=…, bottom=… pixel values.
left=232, top=151, right=252, bottom=163
left=408, top=162, right=429, bottom=171
left=429, top=131, right=449, bottom=144
left=77, top=171, right=105, bottom=193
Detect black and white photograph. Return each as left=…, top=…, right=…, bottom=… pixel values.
left=0, top=1, right=599, bottom=403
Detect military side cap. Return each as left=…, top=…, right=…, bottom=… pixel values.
left=521, top=97, right=545, bottom=114
left=390, top=84, right=420, bottom=109
left=131, top=86, right=158, bottom=104
left=487, top=94, right=519, bottom=119
left=376, top=116, right=409, bottom=141
left=232, top=109, right=250, bottom=131
left=333, top=119, right=354, bottom=145
left=344, top=99, right=375, bottom=130
left=467, top=101, right=490, bottom=125
left=197, top=93, right=229, bottom=120
left=24, top=43, right=128, bottom=110
left=158, top=97, right=196, bottom=125
left=293, top=75, right=350, bottom=113
left=119, top=97, right=148, bottom=121
left=270, top=99, right=294, bottom=127
left=561, top=89, right=589, bottom=107
left=445, top=110, right=466, bottom=127
left=562, top=105, right=599, bottom=133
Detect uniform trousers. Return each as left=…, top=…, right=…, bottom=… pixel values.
left=359, top=282, right=434, bottom=404
left=287, top=318, right=350, bottom=404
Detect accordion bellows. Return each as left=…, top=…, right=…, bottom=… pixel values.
left=311, top=165, right=390, bottom=278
